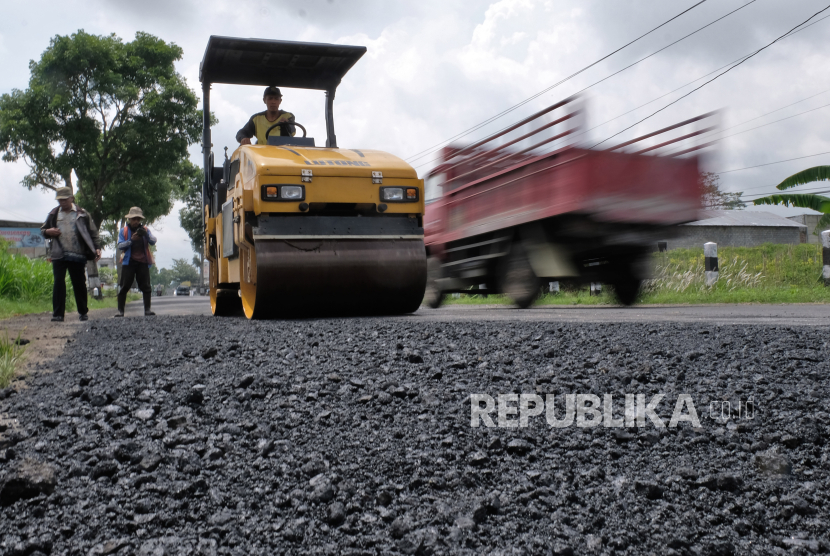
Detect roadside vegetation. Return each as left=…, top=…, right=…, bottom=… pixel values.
left=0, top=240, right=136, bottom=319
left=444, top=243, right=830, bottom=306
left=0, top=330, right=27, bottom=389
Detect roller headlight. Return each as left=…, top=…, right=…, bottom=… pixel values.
left=261, top=184, right=305, bottom=202
left=380, top=187, right=419, bottom=202
left=281, top=185, right=304, bottom=200
left=381, top=187, right=404, bottom=201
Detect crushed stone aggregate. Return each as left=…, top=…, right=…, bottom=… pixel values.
left=0, top=316, right=828, bottom=555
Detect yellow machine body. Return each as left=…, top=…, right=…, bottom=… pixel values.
left=206, top=145, right=427, bottom=318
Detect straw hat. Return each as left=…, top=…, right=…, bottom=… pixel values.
left=125, top=207, right=145, bottom=220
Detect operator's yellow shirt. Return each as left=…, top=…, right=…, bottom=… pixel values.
left=236, top=110, right=296, bottom=145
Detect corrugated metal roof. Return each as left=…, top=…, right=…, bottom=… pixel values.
left=0, top=219, right=43, bottom=228
left=683, top=210, right=807, bottom=228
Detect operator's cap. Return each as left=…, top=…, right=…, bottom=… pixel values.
left=55, top=187, right=73, bottom=200
left=263, top=86, right=282, bottom=98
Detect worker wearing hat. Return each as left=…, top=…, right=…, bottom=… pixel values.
left=236, top=86, right=296, bottom=145
left=41, top=187, right=102, bottom=322
left=115, top=207, right=157, bottom=317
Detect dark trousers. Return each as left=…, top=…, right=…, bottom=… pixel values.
left=52, top=259, right=88, bottom=318
left=118, top=262, right=152, bottom=313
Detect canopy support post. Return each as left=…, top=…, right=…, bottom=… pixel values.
left=202, top=82, right=212, bottom=216
left=325, top=89, right=337, bottom=148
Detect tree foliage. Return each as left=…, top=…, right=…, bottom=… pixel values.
left=0, top=30, right=203, bottom=243
left=774, top=165, right=830, bottom=191
left=170, top=258, right=200, bottom=284
left=149, top=258, right=200, bottom=288
left=753, top=167, right=830, bottom=230
left=700, top=172, right=746, bottom=210
left=177, top=161, right=204, bottom=254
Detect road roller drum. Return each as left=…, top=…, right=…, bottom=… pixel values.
left=240, top=238, right=426, bottom=318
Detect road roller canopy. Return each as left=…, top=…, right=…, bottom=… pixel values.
left=199, top=35, right=368, bottom=156
left=199, top=36, right=367, bottom=90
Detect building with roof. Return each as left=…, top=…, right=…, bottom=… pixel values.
left=666, top=210, right=808, bottom=249
left=785, top=214, right=830, bottom=245
left=0, top=219, right=47, bottom=258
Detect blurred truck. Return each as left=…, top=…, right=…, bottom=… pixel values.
left=423, top=96, right=712, bottom=307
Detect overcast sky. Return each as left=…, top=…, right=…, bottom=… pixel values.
left=2, top=0, right=829, bottom=267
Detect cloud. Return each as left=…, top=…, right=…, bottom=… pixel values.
left=3, top=0, right=830, bottom=249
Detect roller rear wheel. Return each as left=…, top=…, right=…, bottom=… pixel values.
left=209, top=260, right=242, bottom=316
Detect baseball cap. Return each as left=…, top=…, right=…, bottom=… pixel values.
left=55, top=187, right=73, bottom=200
left=263, top=86, right=282, bottom=98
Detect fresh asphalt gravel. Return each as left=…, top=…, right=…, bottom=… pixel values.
left=1, top=315, right=829, bottom=555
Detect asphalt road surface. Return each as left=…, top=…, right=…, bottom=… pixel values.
left=134, top=297, right=830, bottom=326
left=2, top=307, right=828, bottom=554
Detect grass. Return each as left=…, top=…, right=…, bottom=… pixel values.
left=444, top=243, right=830, bottom=306
left=0, top=294, right=136, bottom=320
left=0, top=330, right=27, bottom=389
left=0, top=238, right=140, bottom=320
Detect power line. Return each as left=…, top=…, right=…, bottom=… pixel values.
left=0, top=206, right=40, bottom=221
left=742, top=185, right=830, bottom=200
left=412, top=0, right=766, bottom=169
left=718, top=102, right=830, bottom=141
left=590, top=4, right=830, bottom=149
left=718, top=150, right=830, bottom=174
left=717, top=89, right=830, bottom=135
left=733, top=177, right=820, bottom=195
left=548, top=14, right=830, bottom=156
left=659, top=97, right=830, bottom=156
left=405, top=0, right=712, bottom=164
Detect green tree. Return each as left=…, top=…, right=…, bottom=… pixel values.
left=170, top=258, right=199, bottom=284
left=701, top=172, right=746, bottom=210
left=753, top=166, right=830, bottom=229
left=178, top=161, right=204, bottom=254
left=0, top=30, right=203, bottom=243
left=149, top=265, right=174, bottom=288
left=99, top=266, right=116, bottom=285
left=177, top=161, right=206, bottom=290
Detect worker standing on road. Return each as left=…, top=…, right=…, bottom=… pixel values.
left=41, top=187, right=102, bottom=322
left=115, top=207, right=157, bottom=317
left=236, top=86, right=296, bottom=145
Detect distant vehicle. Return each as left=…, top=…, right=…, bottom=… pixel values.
left=424, top=96, right=709, bottom=308
left=174, top=286, right=191, bottom=297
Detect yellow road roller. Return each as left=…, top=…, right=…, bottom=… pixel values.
left=199, top=36, right=426, bottom=318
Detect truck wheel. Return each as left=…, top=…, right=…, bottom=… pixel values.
left=612, top=255, right=648, bottom=306
left=613, top=278, right=641, bottom=306
left=423, top=257, right=445, bottom=309
left=500, top=243, right=539, bottom=309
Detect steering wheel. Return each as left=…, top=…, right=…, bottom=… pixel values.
left=265, top=121, right=307, bottom=139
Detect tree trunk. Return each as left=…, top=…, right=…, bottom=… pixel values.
left=115, top=218, right=123, bottom=292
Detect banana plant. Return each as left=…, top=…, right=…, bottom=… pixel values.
left=753, top=166, right=830, bottom=229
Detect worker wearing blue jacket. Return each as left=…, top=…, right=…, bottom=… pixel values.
left=115, top=207, right=157, bottom=317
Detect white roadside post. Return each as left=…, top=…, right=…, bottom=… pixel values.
left=590, top=282, right=602, bottom=296
left=549, top=281, right=560, bottom=294
left=822, top=230, right=830, bottom=287
left=704, top=242, right=718, bottom=286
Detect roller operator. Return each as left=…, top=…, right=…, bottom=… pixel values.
left=236, top=86, right=296, bottom=145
